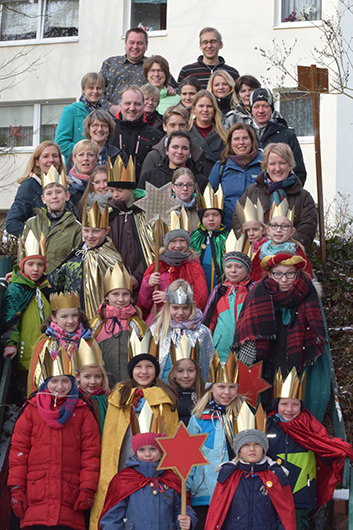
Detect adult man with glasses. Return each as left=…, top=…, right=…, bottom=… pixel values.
left=178, top=27, right=239, bottom=89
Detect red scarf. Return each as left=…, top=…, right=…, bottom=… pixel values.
left=274, top=409, right=353, bottom=507
left=205, top=466, right=296, bottom=530
left=97, top=304, right=137, bottom=341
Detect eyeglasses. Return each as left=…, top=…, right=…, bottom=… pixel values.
left=144, top=97, right=159, bottom=104
left=173, top=182, right=195, bottom=189
left=200, top=39, right=219, bottom=46
left=91, top=123, right=109, bottom=130
left=268, top=223, right=292, bottom=231
left=149, top=68, right=164, bottom=74
left=271, top=271, right=297, bottom=280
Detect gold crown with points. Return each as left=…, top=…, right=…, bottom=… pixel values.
left=72, top=339, right=103, bottom=373
left=130, top=401, right=165, bottom=436
left=128, top=328, right=159, bottom=360
left=234, top=401, right=267, bottom=435
left=104, top=263, right=132, bottom=295
left=170, top=207, right=189, bottom=232
left=273, top=367, right=306, bottom=400
left=209, top=351, right=239, bottom=384
left=236, top=197, right=264, bottom=226
left=108, top=155, right=136, bottom=188
left=50, top=291, right=80, bottom=311
left=18, top=230, right=46, bottom=261
left=40, top=346, right=74, bottom=379
left=170, top=334, right=199, bottom=365
left=200, top=183, right=224, bottom=211
left=82, top=201, right=109, bottom=228
left=269, top=198, right=294, bottom=224
left=41, top=165, right=67, bottom=190
left=224, top=231, right=252, bottom=257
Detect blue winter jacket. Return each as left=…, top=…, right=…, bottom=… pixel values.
left=6, top=175, right=44, bottom=236
left=99, top=456, right=197, bottom=530
left=208, top=154, right=262, bottom=230
left=187, top=409, right=230, bottom=506
left=217, top=458, right=287, bottom=530
left=267, top=415, right=317, bottom=510
left=55, top=101, right=88, bottom=160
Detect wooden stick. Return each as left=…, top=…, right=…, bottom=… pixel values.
left=153, top=218, right=161, bottom=317
left=181, top=478, right=186, bottom=516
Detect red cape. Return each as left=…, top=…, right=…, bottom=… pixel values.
left=205, top=466, right=296, bottom=530
left=274, top=409, right=353, bottom=508
left=99, top=466, right=187, bottom=524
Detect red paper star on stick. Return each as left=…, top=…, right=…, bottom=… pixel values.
left=237, top=360, right=272, bottom=408
left=157, top=421, right=209, bottom=480
left=9, top=125, right=25, bottom=139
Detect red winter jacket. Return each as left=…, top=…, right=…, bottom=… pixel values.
left=8, top=395, right=100, bottom=530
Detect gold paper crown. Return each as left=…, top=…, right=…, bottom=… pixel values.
left=108, top=155, right=136, bottom=186
left=209, top=351, right=239, bottom=383
left=236, top=197, right=264, bottom=226
left=170, top=207, right=189, bottom=232
left=18, top=230, right=46, bottom=261
left=104, top=264, right=132, bottom=295
left=234, top=401, right=267, bottom=435
left=72, top=339, right=103, bottom=372
left=50, top=291, right=80, bottom=311
left=269, top=198, right=294, bottom=224
left=130, top=400, right=164, bottom=436
left=41, top=165, right=67, bottom=190
left=273, top=367, right=306, bottom=400
left=39, top=346, right=74, bottom=379
left=224, top=231, right=252, bottom=257
left=200, top=183, right=224, bottom=211
left=128, top=328, right=159, bottom=360
left=82, top=201, right=109, bottom=228
left=170, top=334, right=199, bottom=365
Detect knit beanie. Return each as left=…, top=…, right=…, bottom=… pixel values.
left=261, top=253, right=306, bottom=271
left=128, top=354, right=160, bottom=379
left=19, top=255, right=47, bottom=273
left=233, top=429, right=269, bottom=456
left=131, top=432, right=167, bottom=454
left=198, top=208, right=225, bottom=223
left=223, top=251, right=251, bottom=275
left=250, top=88, right=274, bottom=111
left=164, top=229, right=191, bottom=248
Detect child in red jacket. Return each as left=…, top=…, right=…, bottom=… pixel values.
left=8, top=349, right=101, bottom=530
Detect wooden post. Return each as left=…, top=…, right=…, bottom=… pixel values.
left=153, top=218, right=161, bottom=317
left=181, top=478, right=186, bottom=516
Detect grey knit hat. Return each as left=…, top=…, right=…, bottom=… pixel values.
left=223, top=251, right=252, bottom=275
left=249, top=88, right=274, bottom=111
left=233, top=429, right=269, bottom=456
left=164, top=229, right=191, bottom=248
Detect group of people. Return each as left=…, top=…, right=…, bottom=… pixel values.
left=1, top=24, right=351, bottom=530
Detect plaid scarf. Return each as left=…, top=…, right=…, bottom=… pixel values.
left=234, top=274, right=327, bottom=369
left=264, top=171, right=297, bottom=205
left=79, top=94, right=102, bottom=113
left=36, top=378, right=79, bottom=429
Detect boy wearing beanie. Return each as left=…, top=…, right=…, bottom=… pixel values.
left=99, top=431, right=197, bottom=530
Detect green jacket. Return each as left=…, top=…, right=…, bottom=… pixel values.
left=23, top=207, right=82, bottom=273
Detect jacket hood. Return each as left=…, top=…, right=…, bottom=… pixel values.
left=125, top=456, right=165, bottom=477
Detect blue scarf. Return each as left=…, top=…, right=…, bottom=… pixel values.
left=264, top=171, right=296, bottom=205
left=79, top=94, right=102, bottom=113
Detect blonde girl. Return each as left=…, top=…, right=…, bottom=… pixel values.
left=168, top=358, right=205, bottom=425
left=76, top=361, right=109, bottom=436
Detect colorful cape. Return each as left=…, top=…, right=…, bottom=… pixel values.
left=190, top=224, right=228, bottom=283
left=204, top=466, right=296, bottom=530
left=99, top=466, right=186, bottom=523
left=274, top=409, right=353, bottom=508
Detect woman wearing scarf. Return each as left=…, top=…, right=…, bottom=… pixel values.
left=233, top=253, right=328, bottom=411
left=138, top=229, right=208, bottom=324
left=209, top=124, right=262, bottom=230
left=55, top=72, right=104, bottom=162
left=232, top=143, right=317, bottom=252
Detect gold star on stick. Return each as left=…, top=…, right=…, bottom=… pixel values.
left=134, top=182, right=179, bottom=225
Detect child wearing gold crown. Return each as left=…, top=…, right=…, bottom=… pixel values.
left=150, top=279, right=214, bottom=381
left=1, top=230, right=51, bottom=402
left=8, top=348, right=101, bottom=530
left=49, top=200, right=124, bottom=319
left=187, top=352, right=244, bottom=528
left=23, top=165, right=82, bottom=273
left=92, top=263, right=147, bottom=389
left=267, top=369, right=353, bottom=530
left=190, top=183, right=228, bottom=294
left=89, top=331, right=179, bottom=530
left=28, top=291, right=94, bottom=394
left=205, top=402, right=296, bottom=530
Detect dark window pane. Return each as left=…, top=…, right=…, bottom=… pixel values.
left=280, top=91, right=315, bottom=136
left=0, top=1, right=38, bottom=41
left=131, top=0, right=167, bottom=31
left=43, top=0, right=78, bottom=39
left=281, top=0, right=321, bottom=22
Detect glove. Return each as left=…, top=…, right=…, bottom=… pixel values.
left=10, top=487, right=27, bottom=519
left=74, top=489, right=95, bottom=511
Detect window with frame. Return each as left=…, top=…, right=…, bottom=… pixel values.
left=130, top=0, right=167, bottom=32
left=279, top=91, right=315, bottom=137
left=0, top=0, right=79, bottom=42
left=0, top=101, right=73, bottom=149
left=280, top=0, right=321, bottom=22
